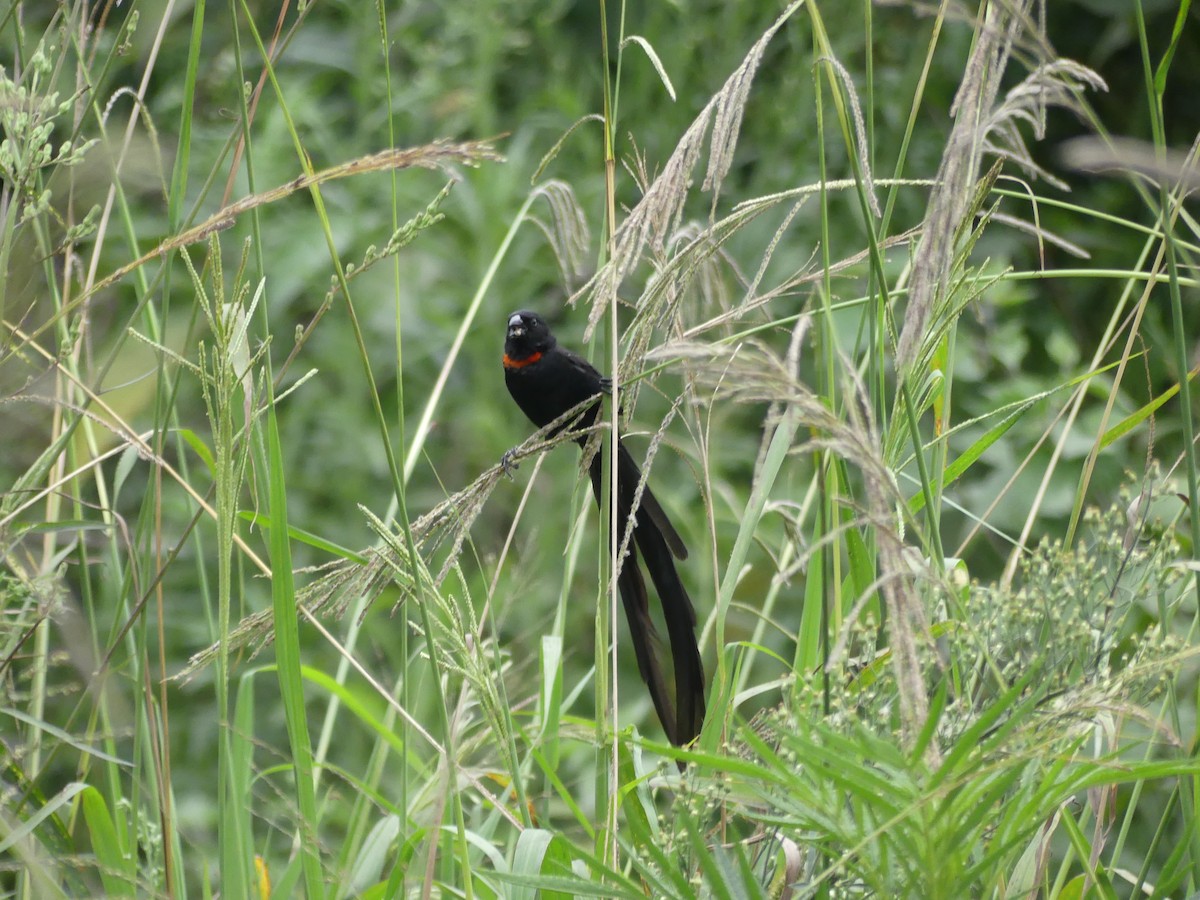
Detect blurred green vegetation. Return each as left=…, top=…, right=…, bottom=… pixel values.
left=3, top=0, right=1199, bottom=896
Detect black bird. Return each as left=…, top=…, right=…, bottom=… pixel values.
left=502, top=309, right=706, bottom=746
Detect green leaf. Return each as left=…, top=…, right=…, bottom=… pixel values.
left=264, top=398, right=324, bottom=897
left=539, top=635, right=564, bottom=771
left=80, top=786, right=135, bottom=897
left=1154, top=0, right=1192, bottom=95
left=1, top=709, right=130, bottom=768
left=238, top=509, right=367, bottom=561
left=1100, top=365, right=1198, bottom=449
left=0, top=781, right=89, bottom=855
left=177, top=427, right=216, bottom=476
left=511, top=829, right=574, bottom=900
left=348, top=815, right=402, bottom=895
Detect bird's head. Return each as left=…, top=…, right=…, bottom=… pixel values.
left=504, top=310, right=556, bottom=367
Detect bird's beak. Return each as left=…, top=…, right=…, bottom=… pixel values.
left=507, top=313, right=525, bottom=338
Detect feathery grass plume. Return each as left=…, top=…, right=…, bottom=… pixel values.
left=816, top=52, right=881, bottom=219
left=607, top=176, right=923, bottom=415
left=528, top=180, right=591, bottom=292
left=840, top=364, right=936, bottom=756
left=616, top=199, right=813, bottom=416
left=896, top=0, right=1105, bottom=371
left=983, top=59, right=1107, bottom=190
left=176, top=403, right=607, bottom=679
left=607, top=176, right=921, bottom=417
left=60, top=140, right=503, bottom=325
left=578, top=1, right=806, bottom=343
left=650, top=334, right=937, bottom=749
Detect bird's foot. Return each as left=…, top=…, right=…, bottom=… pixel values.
left=500, top=448, right=520, bottom=479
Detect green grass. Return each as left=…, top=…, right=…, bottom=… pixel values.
left=2, top=0, right=1199, bottom=897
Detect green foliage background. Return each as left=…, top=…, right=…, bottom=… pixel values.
left=2, top=0, right=1199, bottom=896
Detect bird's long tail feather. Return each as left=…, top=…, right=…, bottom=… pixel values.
left=587, top=444, right=706, bottom=746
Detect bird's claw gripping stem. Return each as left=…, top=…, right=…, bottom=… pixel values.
left=500, top=448, right=520, bottom=479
